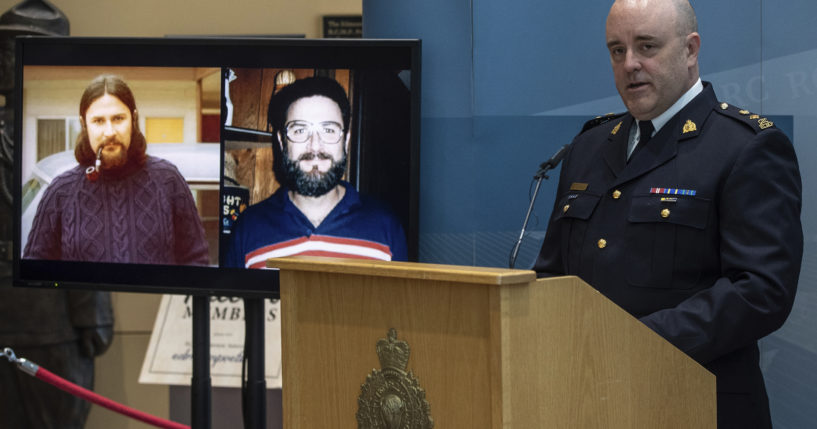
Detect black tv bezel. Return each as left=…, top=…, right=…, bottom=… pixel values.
left=12, top=36, right=421, bottom=298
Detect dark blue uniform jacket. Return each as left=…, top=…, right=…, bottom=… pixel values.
left=534, top=82, right=803, bottom=428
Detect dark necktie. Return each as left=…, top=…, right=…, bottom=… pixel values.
left=639, top=120, right=654, bottom=145
left=628, top=120, right=654, bottom=160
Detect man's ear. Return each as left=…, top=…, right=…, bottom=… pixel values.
left=685, top=32, right=701, bottom=66
left=344, top=131, right=351, bottom=155
left=277, top=131, right=285, bottom=152
left=132, top=109, right=139, bottom=126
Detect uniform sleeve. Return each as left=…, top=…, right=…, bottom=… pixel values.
left=640, top=128, right=802, bottom=364
left=68, top=290, right=114, bottom=328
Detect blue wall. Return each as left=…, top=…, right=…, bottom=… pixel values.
left=364, top=0, right=817, bottom=426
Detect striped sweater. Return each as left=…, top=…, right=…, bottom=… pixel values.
left=225, top=182, right=407, bottom=268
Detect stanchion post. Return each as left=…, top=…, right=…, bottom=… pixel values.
left=244, top=297, right=266, bottom=428
left=192, top=295, right=212, bottom=429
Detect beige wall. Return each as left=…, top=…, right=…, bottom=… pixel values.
left=1, top=0, right=361, bottom=38
left=2, top=0, right=361, bottom=427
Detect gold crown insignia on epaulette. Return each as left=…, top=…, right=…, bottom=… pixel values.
left=718, top=102, right=774, bottom=130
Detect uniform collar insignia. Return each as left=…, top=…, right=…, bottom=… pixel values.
left=611, top=121, right=622, bottom=135
left=682, top=119, right=697, bottom=134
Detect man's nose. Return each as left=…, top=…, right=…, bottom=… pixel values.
left=305, top=128, right=322, bottom=149
left=624, top=49, right=641, bottom=73
left=102, top=120, right=115, bottom=136
left=624, top=50, right=642, bottom=73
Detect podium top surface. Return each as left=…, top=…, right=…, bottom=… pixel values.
left=267, top=256, right=537, bottom=285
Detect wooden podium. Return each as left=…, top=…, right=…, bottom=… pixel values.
left=268, top=256, right=715, bottom=428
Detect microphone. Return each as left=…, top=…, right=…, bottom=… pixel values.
left=509, top=143, right=570, bottom=268
left=535, top=143, right=569, bottom=179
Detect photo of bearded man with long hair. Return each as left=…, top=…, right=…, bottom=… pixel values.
left=23, top=74, right=209, bottom=266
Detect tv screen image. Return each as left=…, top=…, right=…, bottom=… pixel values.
left=12, top=37, right=421, bottom=296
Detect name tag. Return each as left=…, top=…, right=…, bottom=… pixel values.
left=570, top=182, right=588, bottom=191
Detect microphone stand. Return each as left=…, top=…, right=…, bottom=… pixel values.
left=508, top=144, right=568, bottom=269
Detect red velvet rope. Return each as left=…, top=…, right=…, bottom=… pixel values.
left=35, top=367, right=190, bottom=429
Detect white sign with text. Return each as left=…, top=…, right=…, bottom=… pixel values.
left=138, top=294, right=282, bottom=388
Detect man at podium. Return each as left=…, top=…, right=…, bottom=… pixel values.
left=534, top=1, right=803, bottom=427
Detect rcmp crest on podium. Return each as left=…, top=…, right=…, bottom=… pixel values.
left=356, top=329, right=434, bottom=428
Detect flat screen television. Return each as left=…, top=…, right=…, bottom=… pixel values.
left=11, top=36, right=421, bottom=297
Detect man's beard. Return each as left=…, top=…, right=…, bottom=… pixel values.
left=283, top=150, right=347, bottom=197
left=97, top=138, right=128, bottom=171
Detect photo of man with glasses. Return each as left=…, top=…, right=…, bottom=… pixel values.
left=224, top=76, right=408, bottom=269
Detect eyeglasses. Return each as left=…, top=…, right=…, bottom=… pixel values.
left=284, top=121, right=345, bottom=144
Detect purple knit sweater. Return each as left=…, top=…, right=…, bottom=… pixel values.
left=24, top=156, right=209, bottom=265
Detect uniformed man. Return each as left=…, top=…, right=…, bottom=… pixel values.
left=534, top=1, right=802, bottom=428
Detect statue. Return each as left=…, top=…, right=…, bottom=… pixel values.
left=0, top=2, right=114, bottom=428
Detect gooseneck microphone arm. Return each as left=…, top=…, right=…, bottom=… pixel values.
left=508, top=144, right=570, bottom=269
left=534, top=143, right=569, bottom=179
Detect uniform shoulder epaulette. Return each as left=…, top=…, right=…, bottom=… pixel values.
left=714, top=102, right=775, bottom=133
left=579, top=112, right=626, bottom=134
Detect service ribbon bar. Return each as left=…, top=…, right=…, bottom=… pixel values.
left=649, top=187, right=696, bottom=196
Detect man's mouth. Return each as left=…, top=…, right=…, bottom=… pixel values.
left=628, top=82, right=649, bottom=90
left=101, top=139, right=124, bottom=150
left=97, top=139, right=128, bottom=170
